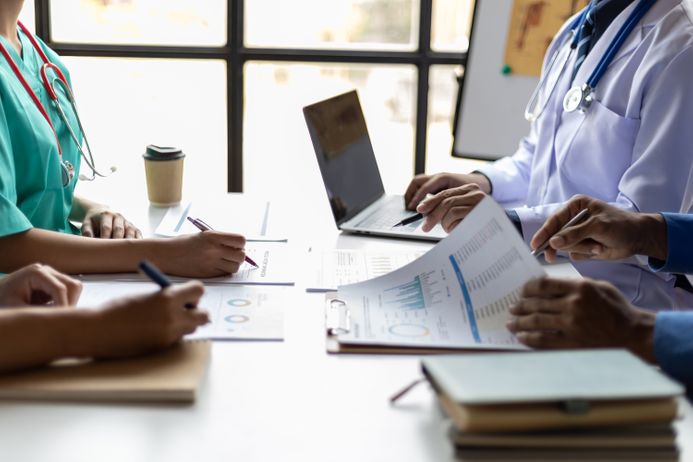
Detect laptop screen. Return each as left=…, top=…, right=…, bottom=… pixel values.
left=303, top=90, right=385, bottom=226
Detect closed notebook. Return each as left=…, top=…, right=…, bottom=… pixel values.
left=422, top=349, right=684, bottom=433
left=0, top=341, right=210, bottom=403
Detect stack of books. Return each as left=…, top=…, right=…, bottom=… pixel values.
left=421, top=350, right=684, bottom=461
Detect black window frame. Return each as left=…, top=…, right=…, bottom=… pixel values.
left=35, top=0, right=467, bottom=192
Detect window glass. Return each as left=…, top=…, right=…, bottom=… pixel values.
left=426, top=65, right=489, bottom=174
left=245, top=0, right=418, bottom=51
left=244, top=62, right=416, bottom=199
left=431, top=0, right=475, bottom=52
left=50, top=0, right=226, bottom=46
left=61, top=57, right=227, bottom=200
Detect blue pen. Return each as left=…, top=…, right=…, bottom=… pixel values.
left=138, top=260, right=196, bottom=309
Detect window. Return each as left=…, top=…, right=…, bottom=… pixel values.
left=28, top=1, right=474, bottom=194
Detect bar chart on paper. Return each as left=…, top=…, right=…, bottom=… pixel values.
left=383, top=271, right=443, bottom=310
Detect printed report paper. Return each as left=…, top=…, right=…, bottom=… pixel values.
left=306, top=249, right=426, bottom=292
left=336, top=197, right=545, bottom=350
left=155, top=200, right=286, bottom=242
left=78, top=282, right=285, bottom=341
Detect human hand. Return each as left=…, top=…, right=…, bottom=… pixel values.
left=155, top=231, right=247, bottom=278
left=0, top=263, right=82, bottom=307
left=415, top=184, right=487, bottom=232
left=507, top=277, right=656, bottom=362
left=81, top=205, right=143, bottom=239
left=531, top=195, right=667, bottom=263
left=404, top=172, right=491, bottom=211
left=86, top=281, right=208, bottom=358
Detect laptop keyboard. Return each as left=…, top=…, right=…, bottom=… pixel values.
left=355, top=197, right=421, bottom=232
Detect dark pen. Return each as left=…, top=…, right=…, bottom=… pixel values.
left=138, top=260, right=196, bottom=309
left=186, top=216, right=259, bottom=268
left=393, top=213, right=424, bottom=228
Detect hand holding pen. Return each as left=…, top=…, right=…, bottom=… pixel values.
left=187, top=217, right=259, bottom=268
left=530, top=196, right=666, bottom=263
left=531, top=208, right=589, bottom=259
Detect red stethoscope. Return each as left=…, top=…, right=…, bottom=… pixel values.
left=0, top=21, right=114, bottom=187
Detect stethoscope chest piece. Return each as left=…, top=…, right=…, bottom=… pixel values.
left=563, top=84, right=594, bottom=113
left=60, top=160, right=75, bottom=187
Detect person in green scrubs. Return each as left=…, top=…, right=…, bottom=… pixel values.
left=0, top=0, right=246, bottom=277
left=0, top=263, right=208, bottom=373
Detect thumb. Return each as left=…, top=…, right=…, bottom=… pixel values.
left=549, top=221, right=594, bottom=250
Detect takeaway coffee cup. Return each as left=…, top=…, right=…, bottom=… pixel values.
left=143, top=145, right=185, bottom=206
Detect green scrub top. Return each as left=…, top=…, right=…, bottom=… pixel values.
left=0, top=29, right=81, bottom=238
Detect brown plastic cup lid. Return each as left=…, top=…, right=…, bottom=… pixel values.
left=143, top=145, right=185, bottom=161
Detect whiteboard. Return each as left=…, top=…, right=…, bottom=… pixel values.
left=453, top=0, right=538, bottom=160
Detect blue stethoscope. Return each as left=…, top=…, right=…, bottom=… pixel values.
left=525, top=0, right=657, bottom=122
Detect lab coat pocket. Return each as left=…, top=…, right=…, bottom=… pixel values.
left=557, top=100, right=640, bottom=199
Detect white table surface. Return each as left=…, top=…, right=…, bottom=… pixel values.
left=0, top=182, right=690, bottom=462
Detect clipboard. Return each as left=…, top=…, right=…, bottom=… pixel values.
left=324, top=294, right=517, bottom=355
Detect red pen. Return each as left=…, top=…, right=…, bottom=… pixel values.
left=186, top=216, right=259, bottom=268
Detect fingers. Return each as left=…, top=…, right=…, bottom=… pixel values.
left=181, top=309, right=210, bottom=335
left=514, top=331, right=574, bottom=349
left=530, top=195, right=593, bottom=251
left=112, top=214, right=125, bottom=239
left=549, top=220, right=603, bottom=254
left=28, top=265, right=81, bottom=306
left=124, top=221, right=143, bottom=239
left=521, top=277, right=581, bottom=298
left=51, top=270, right=83, bottom=305
left=404, top=175, right=429, bottom=210
left=507, top=311, right=565, bottom=332
left=206, top=231, right=246, bottom=249
left=81, top=219, right=94, bottom=238
left=32, top=271, right=69, bottom=306
left=215, top=253, right=245, bottom=275
left=99, top=212, right=115, bottom=238
left=417, top=185, right=484, bottom=232
left=166, top=281, right=205, bottom=309
left=165, top=282, right=208, bottom=336
left=407, top=175, right=450, bottom=211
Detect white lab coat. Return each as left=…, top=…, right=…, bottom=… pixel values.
left=478, top=0, right=693, bottom=309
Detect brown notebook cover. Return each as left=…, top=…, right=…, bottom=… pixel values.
left=0, top=341, right=211, bottom=403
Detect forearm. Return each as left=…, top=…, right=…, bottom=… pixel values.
left=0, top=228, right=165, bottom=274
left=0, top=308, right=96, bottom=373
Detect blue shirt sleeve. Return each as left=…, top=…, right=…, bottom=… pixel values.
left=648, top=213, right=693, bottom=274
left=654, top=312, right=693, bottom=389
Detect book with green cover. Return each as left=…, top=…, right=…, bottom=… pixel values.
left=422, top=349, right=684, bottom=433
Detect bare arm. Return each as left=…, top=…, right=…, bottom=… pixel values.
left=0, top=308, right=92, bottom=372
left=0, top=282, right=208, bottom=373
left=0, top=228, right=247, bottom=277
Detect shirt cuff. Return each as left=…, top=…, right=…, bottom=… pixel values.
left=654, top=312, right=693, bottom=388
left=648, top=213, right=693, bottom=274
left=505, top=210, right=523, bottom=238
left=510, top=206, right=546, bottom=247
left=0, top=195, right=33, bottom=239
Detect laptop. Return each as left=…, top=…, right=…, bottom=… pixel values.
left=303, top=90, right=447, bottom=241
